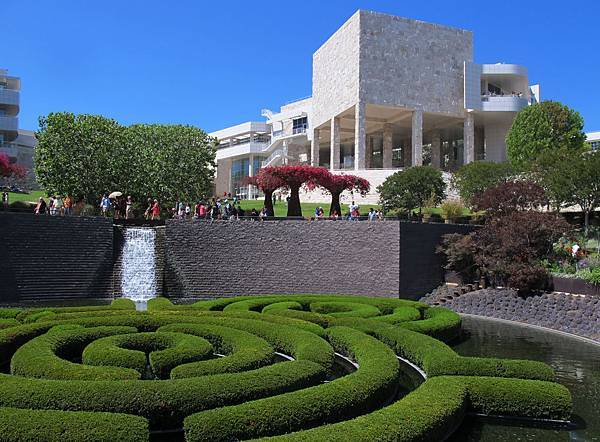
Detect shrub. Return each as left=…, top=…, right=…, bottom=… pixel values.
left=451, top=161, right=514, bottom=206
left=0, top=407, right=149, bottom=442
left=440, top=200, right=465, bottom=222
left=377, top=166, right=446, bottom=214
left=184, top=326, right=400, bottom=441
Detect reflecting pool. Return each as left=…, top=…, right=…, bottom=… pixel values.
left=450, top=315, right=600, bottom=441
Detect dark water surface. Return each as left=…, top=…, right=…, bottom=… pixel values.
left=450, top=315, right=600, bottom=442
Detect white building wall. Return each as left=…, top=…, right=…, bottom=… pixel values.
left=485, top=120, right=513, bottom=162
left=312, top=12, right=361, bottom=128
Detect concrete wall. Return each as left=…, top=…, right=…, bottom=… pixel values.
left=359, top=11, right=472, bottom=117
left=0, top=214, right=114, bottom=303
left=165, top=220, right=400, bottom=299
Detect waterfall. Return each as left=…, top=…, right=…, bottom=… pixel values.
left=121, top=228, right=157, bottom=305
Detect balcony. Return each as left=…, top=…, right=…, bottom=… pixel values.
left=0, top=115, right=18, bottom=132
left=0, top=142, right=18, bottom=158
left=0, top=88, right=19, bottom=107
left=481, top=95, right=529, bottom=112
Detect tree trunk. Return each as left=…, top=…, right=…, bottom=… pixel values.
left=287, top=184, right=302, bottom=217
left=584, top=210, right=590, bottom=235
left=264, top=191, right=274, bottom=217
left=329, top=192, right=342, bottom=217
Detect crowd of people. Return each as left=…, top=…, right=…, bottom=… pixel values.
left=26, top=191, right=386, bottom=221
left=33, top=195, right=74, bottom=216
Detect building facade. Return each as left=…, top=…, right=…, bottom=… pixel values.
left=0, top=69, right=37, bottom=187
left=210, top=11, right=539, bottom=202
left=587, top=131, right=600, bottom=151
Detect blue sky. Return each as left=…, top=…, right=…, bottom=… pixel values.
left=4, top=0, right=599, bottom=133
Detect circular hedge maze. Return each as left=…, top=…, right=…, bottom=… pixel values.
left=0, top=295, right=572, bottom=441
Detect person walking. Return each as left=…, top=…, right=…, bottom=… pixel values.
left=55, top=195, right=64, bottom=216
left=100, top=193, right=111, bottom=217
left=125, top=196, right=134, bottom=219
left=2, top=191, right=8, bottom=210
left=151, top=199, right=160, bottom=220
left=34, top=197, right=47, bottom=215
left=63, top=195, right=73, bottom=216
left=368, top=208, right=376, bottom=221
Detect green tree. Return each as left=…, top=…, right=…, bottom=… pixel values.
left=533, top=148, right=600, bottom=231
left=34, top=113, right=125, bottom=201
left=451, top=161, right=513, bottom=206
left=506, top=101, right=586, bottom=169
left=34, top=112, right=216, bottom=205
left=377, top=166, right=445, bottom=215
left=125, top=124, right=216, bottom=204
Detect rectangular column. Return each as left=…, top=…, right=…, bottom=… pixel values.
left=464, top=112, right=475, bottom=164
left=330, top=117, right=340, bottom=170
left=411, top=109, right=423, bottom=166
left=431, top=131, right=441, bottom=169
left=311, top=129, right=320, bottom=166
left=248, top=154, right=254, bottom=199
left=354, top=101, right=366, bottom=170
left=383, top=123, right=393, bottom=168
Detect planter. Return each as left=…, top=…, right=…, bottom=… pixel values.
left=551, top=275, right=600, bottom=296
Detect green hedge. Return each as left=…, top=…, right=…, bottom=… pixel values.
left=457, top=375, right=572, bottom=420
left=11, top=326, right=140, bottom=380
left=371, top=306, right=421, bottom=324
left=0, top=407, right=149, bottom=442
left=15, top=299, right=135, bottom=322
left=0, top=308, right=21, bottom=319
left=158, top=323, right=274, bottom=378
left=310, top=301, right=381, bottom=318
left=261, top=376, right=468, bottom=442
left=184, top=326, right=400, bottom=441
left=398, top=306, right=462, bottom=341
left=83, top=331, right=213, bottom=379
left=0, top=318, right=19, bottom=329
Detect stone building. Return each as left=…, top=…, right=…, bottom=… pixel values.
left=210, top=10, right=539, bottom=203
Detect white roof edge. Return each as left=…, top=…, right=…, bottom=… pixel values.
left=586, top=131, right=600, bottom=141
left=209, top=121, right=269, bottom=139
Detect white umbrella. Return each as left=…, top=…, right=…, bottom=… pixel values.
left=108, top=191, right=123, bottom=199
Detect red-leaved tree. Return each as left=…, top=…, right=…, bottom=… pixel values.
left=472, top=180, right=546, bottom=217
left=0, top=153, right=25, bottom=179
left=311, top=172, right=370, bottom=216
left=268, top=165, right=326, bottom=217
left=244, top=168, right=287, bottom=217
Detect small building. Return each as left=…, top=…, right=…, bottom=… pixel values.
left=210, top=10, right=540, bottom=202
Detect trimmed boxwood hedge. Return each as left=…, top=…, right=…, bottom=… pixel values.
left=184, top=326, right=400, bottom=441
left=0, top=294, right=574, bottom=441
left=262, top=376, right=469, bottom=442
left=0, top=407, right=149, bottom=442
left=11, top=325, right=141, bottom=380
left=83, top=331, right=213, bottom=379
left=157, top=323, right=274, bottom=378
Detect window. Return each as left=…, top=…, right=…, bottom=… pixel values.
left=231, top=158, right=250, bottom=198
left=591, top=141, right=600, bottom=151
left=292, top=117, right=308, bottom=134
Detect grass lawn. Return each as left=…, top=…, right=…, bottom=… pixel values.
left=6, top=190, right=46, bottom=204
left=238, top=199, right=381, bottom=218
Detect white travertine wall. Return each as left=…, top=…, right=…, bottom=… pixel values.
left=312, top=11, right=361, bottom=128
left=485, top=120, right=513, bottom=162
left=358, top=11, right=473, bottom=117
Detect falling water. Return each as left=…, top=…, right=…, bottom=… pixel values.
left=121, top=228, right=157, bottom=307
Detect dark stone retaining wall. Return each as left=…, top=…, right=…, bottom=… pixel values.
left=0, top=213, right=114, bottom=303
left=399, top=222, right=478, bottom=298
left=422, top=287, right=600, bottom=341
left=164, top=220, right=401, bottom=299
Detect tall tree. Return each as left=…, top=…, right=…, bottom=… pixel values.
left=35, top=113, right=124, bottom=200
left=311, top=171, right=370, bottom=216
left=377, top=166, right=445, bottom=215
left=506, top=101, right=586, bottom=169
left=34, top=113, right=216, bottom=205
left=244, top=168, right=286, bottom=216
left=533, top=148, right=600, bottom=231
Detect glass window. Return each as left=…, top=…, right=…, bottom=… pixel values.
left=292, top=117, right=308, bottom=134
left=231, top=158, right=250, bottom=198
